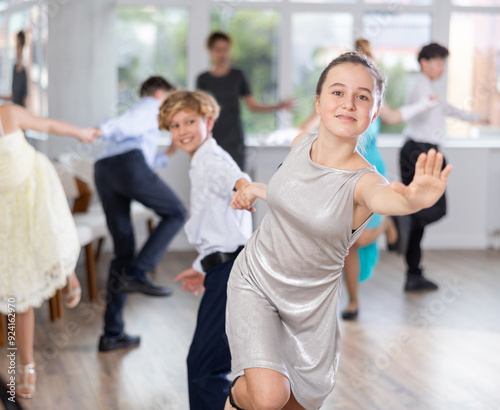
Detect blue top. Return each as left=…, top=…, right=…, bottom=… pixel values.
left=359, top=117, right=385, bottom=177
left=97, top=96, right=168, bottom=169
left=357, top=117, right=386, bottom=282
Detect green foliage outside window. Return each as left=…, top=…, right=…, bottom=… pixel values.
left=378, top=60, right=410, bottom=134
left=116, top=8, right=188, bottom=113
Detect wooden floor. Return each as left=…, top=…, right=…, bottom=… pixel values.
left=1, top=249, right=500, bottom=410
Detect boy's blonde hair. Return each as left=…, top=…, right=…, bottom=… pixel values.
left=158, top=90, right=220, bottom=131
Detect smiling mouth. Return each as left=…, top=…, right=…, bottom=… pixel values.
left=180, top=137, right=194, bottom=144
left=335, top=114, right=357, bottom=121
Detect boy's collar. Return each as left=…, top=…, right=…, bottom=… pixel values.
left=191, top=138, right=216, bottom=165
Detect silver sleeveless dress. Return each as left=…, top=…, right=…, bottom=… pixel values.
left=226, top=134, right=377, bottom=409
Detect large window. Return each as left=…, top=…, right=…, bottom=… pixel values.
left=0, top=14, right=7, bottom=97
left=447, top=12, right=499, bottom=137
left=452, top=0, right=500, bottom=5
left=0, top=3, right=48, bottom=118
left=291, top=12, right=353, bottom=127
left=362, top=12, right=432, bottom=133
left=109, top=0, right=498, bottom=142
left=115, top=7, right=188, bottom=113
left=4, top=0, right=498, bottom=142
left=364, top=0, right=432, bottom=4
left=26, top=5, right=48, bottom=117
left=291, top=0, right=356, bottom=3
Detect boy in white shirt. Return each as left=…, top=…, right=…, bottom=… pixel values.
left=400, top=42, right=484, bottom=291
left=158, top=90, right=252, bottom=409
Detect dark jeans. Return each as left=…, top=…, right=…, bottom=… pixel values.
left=399, top=139, right=447, bottom=276
left=187, top=260, right=234, bottom=410
left=94, top=150, right=187, bottom=336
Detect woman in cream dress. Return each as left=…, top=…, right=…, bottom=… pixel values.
left=0, top=104, right=99, bottom=399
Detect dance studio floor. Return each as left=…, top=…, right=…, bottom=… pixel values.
left=2, top=249, right=499, bottom=410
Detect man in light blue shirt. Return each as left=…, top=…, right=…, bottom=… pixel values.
left=97, top=92, right=169, bottom=168
left=94, top=76, right=187, bottom=352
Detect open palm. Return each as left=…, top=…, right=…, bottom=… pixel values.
left=390, top=149, right=452, bottom=210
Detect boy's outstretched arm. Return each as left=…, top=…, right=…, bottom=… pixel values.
left=359, top=149, right=452, bottom=216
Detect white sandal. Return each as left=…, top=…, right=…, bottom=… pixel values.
left=63, top=273, right=82, bottom=309
left=18, top=362, right=36, bottom=399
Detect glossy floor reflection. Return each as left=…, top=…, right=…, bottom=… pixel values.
left=1, top=249, right=499, bottom=410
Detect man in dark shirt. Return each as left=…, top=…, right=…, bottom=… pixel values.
left=196, top=31, right=293, bottom=170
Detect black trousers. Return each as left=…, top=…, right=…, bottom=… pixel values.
left=94, top=150, right=187, bottom=336
left=187, top=260, right=235, bottom=410
left=399, top=139, right=447, bottom=276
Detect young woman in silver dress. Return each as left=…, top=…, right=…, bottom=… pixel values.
left=226, top=52, right=452, bottom=410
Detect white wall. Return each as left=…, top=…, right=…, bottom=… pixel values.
left=378, top=142, right=496, bottom=249
left=47, top=0, right=116, bottom=160
left=246, top=140, right=500, bottom=250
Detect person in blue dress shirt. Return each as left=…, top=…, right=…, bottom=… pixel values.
left=94, top=76, right=187, bottom=352
left=158, top=90, right=252, bottom=409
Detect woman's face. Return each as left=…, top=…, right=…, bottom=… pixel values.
left=209, top=39, right=231, bottom=66
left=315, top=63, right=379, bottom=139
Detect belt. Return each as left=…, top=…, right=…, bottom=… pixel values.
left=200, top=246, right=244, bottom=273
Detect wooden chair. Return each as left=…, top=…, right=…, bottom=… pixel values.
left=54, top=163, right=101, bottom=301
left=59, top=153, right=156, bottom=261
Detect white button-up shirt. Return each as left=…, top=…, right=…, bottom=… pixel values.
left=185, top=138, right=253, bottom=273
left=403, top=72, right=480, bottom=145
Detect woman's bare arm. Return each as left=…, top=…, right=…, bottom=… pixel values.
left=356, top=149, right=452, bottom=217
left=8, top=104, right=100, bottom=142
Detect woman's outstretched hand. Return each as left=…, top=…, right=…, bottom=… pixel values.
left=78, top=127, right=101, bottom=143
left=389, top=149, right=452, bottom=211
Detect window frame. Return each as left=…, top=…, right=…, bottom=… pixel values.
left=113, top=0, right=500, bottom=138
left=3, top=0, right=499, bottom=139
left=0, top=0, right=48, bottom=119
